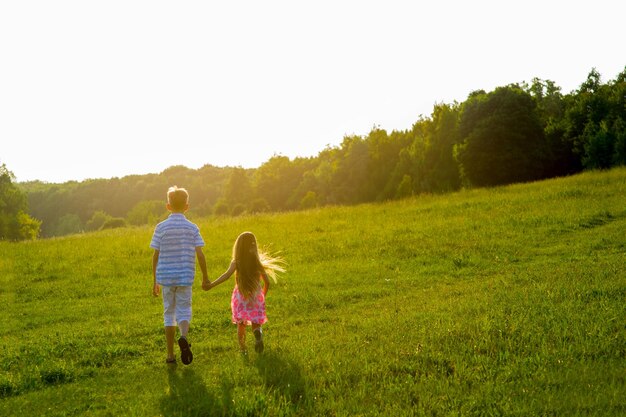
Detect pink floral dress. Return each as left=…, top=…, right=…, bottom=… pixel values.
left=231, top=285, right=267, bottom=325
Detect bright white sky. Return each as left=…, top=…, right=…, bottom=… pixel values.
left=1, top=1, right=624, bottom=183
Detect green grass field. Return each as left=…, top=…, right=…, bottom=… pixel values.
left=1, top=168, right=625, bottom=416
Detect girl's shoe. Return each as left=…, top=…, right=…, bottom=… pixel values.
left=253, top=329, right=264, bottom=353
left=178, top=337, right=193, bottom=365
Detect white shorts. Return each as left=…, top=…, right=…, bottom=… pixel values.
left=162, top=285, right=192, bottom=327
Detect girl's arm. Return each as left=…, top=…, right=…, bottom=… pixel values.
left=261, top=271, right=270, bottom=296
left=206, top=260, right=236, bottom=290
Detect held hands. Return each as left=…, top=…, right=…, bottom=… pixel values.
left=202, top=278, right=212, bottom=291
left=152, top=282, right=160, bottom=297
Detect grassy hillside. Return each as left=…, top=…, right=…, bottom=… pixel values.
left=1, top=168, right=625, bottom=416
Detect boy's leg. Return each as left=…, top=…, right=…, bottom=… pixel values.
left=162, top=286, right=177, bottom=362
left=175, top=287, right=193, bottom=365
left=177, top=333, right=193, bottom=365
left=165, top=326, right=176, bottom=360
left=237, top=322, right=247, bottom=352
left=178, top=320, right=189, bottom=338
left=175, top=286, right=192, bottom=337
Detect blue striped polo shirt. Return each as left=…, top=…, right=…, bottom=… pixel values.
left=150, top=213, right=205, bottom=286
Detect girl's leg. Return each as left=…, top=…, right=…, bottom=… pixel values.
left=237, top=322, right=247, bottom=352
left=252, top=324, right=264, bottom=353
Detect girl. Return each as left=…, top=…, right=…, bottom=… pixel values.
left=206, top=231, right=284, bottom=353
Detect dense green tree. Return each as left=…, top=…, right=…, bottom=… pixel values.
left=0, top=164, right=40, bottom=240
left=610, top=69, right=626, bottom=166
left=564, top=68, right=626, bottom=171
left=126, top=200, right=166, bottom=226
left=331, top=135, right=369, bottom=204
left=612, top=118, right=626, bottom=166
left=422, top=103, right=461, bottom=191
left=394, top=121, right=428, bottom=193
left=249, top=198, right=271, bottom=213
left=582, top=121, right=615, bottom=169
left=53, top=213, right=83, bottom=236
left=366, top=128, right=414, bottom=200
left=524, top=78, right=580, bottom=177
left=254, top=156, right=299, bottom=210
left=212, top=199, right=230, bottom=216
left=305, top=147, right=338, bottom=205
left=224, top=167, right=253, bottom=208
left=299, top=191, right=319, bottom=209
left=395, top=174, right=413, bottom=198
left=230, top=203, right=246, bottom=216
left=455, top=85, right=546, bottom=186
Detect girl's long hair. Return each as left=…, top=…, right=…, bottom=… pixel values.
left=233, top=232, right=285, bottom=298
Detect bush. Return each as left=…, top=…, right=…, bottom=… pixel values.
left=231, top=203, right=246, bottom=217
left=86, top=211, right=112, bottom=232
left=213, top=199, right=230, bottom=216
left=250, top=198, right=271, bottom=213
left=17, top=211, right=41, bottom=240
left=100, top=218, right=127, bottom=230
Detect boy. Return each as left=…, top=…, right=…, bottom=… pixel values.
left=150, top=186, right=210, bottom=365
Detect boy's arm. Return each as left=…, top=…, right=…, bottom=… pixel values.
left=196, top=247, right=210, bottom=290
left=152, top=250, right=160, bottom=297
left=207, top=260, right=236, bottom=290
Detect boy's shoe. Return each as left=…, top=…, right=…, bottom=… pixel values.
left=253, top=329, right=264, bottom=354
left=178, top=336, right=193, bottom=365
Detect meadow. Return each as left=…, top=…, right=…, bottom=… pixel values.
left=1, top=168, right=625, bottom=416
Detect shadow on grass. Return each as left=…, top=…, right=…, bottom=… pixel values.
left=160, top=366, right=224, bottom=417
left=254, top=349, right=307, bottom=405
left=159, top=349, right=306, bottom=416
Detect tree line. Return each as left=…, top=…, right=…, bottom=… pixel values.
left=3, top=67, right=624, bottom=239
left=0, top=164, right=40, bottom=240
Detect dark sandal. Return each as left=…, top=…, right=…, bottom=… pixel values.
left=178, top=337, right=193, bottom=365
left=254, top=329, right=264, bottom=354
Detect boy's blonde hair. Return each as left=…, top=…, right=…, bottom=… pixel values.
left=232, top=231, right=285, bottom=298
left=167, top=186, right=189, bottom=211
